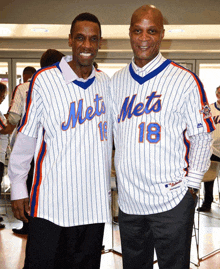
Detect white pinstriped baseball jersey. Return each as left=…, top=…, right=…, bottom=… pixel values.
left=0, top=112, right=8, bottom=164
left=18, top=58, right=112, bottom=227
left=8, top=81, right=30, bottom=118
left=0, top=112, right=6, bottom=131
left=110, top=53, right=215, bottom=215
left=210, top=102, right=220, bottom=158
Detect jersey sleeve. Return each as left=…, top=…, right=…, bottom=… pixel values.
left=0, top=111, right=7, bottom=130
left=186, top=132, right=212, bottom=189
left=183, top=77, right=215, bottom=136
left=8, top=132, right=36, bottom=200
left=18, top=76, right=43, bottom=138
left=8, top=85, right=24, bottom=116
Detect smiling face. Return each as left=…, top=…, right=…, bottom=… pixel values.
left=129, top=7, right=164, bottom=68
left=69, top=20, right=101, bottom=70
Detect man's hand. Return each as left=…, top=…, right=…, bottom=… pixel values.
left=11, top=198, right=30, bottom=223
left=188, top=187, right=199, bottom=202
left=0, top=122, right=16, bottom=134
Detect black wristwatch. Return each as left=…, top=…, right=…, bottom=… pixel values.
left=188, top=187, right=199, bottom=195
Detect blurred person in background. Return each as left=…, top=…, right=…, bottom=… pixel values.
left=0, top=82, right=9, bottom=229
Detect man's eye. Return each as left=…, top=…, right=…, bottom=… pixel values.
left=148, top=29, right=156, bottom=34
left=91, top=37, right=98, bottom=42
left=134, top=29, right=141, bottom=34
left=76, top=36, right=84, bottom=41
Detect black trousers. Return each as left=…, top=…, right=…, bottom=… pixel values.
left=119, top=190, right=197, bottom=269
left=24, top=217, right=104, bottom=269
left=203, top=180, right=215, bottom=206
left=203, top=154, right=220, bottom=206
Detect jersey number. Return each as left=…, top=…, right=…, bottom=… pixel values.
left=138, top=122, right=161, bottom=143
left=98, top=121, right=107, bottom=141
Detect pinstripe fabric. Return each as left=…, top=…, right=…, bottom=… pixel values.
left=18, top=63, right=111, bottom=227
left=210, top=102, right=220, bottom=158
left=8, top=81, right=30, bottom=117
left=8, top=83, right=22, bottom=112
left=110, top=53, right=214, bottom=215
left=0, top=112, right=8, bottom=164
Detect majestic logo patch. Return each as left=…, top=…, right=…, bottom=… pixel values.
left=200, top=104, right=212, bottom=119
left=165, top=180, right=182, bottom=191
left=197, top=123, right=203, bottom=128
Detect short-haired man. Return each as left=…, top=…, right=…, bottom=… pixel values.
left=1, top=66, right=37, bottom=137
left=40, top=49, right=65, bottom=68
left=198, top=85, right=220, bottom=212
left=110, top=5, right=214, bottom=269
left=22, top=66, right=37, bottom=85
left=0, top=82, right=8, bottom=229
left=9, top=13, right=111, bottom=268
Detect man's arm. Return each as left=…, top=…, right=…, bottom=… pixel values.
left=0, top=122, right=16, bottom=134
left=8, top=132, right=36, bottom=222
left=0, top=111, right=21, bottom=135
left=187, top=132, right=212, bottom=190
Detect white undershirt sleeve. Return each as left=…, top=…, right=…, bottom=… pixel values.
left=8, top=132, right=36, bottom=200
left=187, top=132, right=212, bottom=189
left=8, top=112, right=21, bottom=125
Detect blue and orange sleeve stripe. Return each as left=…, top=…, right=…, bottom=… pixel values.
left=183, top=129, right=190, bottom=175
left=171, top=62, right=215, bottom=133
left=0, top=118, right=6, bottom=129
left=30, top=129, right=47, bottom=217
left=18, top=65, right=56, bottom=133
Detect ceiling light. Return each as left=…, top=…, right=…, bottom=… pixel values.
left=31, top=28, right=49, bottom=33
left=0, top=27, right=11, bottom=36
left=168, top=29, right=184, bottom=33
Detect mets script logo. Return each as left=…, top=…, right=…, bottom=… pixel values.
left=118, top=91, right=161, bottom=123
left=200, top=104, right=211, bottom=119
left=61, top=94, right=106, bottom=130
left=213, top=115, right=220, bottom=125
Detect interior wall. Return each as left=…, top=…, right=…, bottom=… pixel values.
left=1, top=37, right=220, bottom=98
left=1, top=38, right=220, bottom=59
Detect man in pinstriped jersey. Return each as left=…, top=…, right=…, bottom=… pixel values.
left=110, top=5, right=214, bottom=269
left=198, top=86, right=220, bottom=212
left=8, top=13, right=112, bottom=269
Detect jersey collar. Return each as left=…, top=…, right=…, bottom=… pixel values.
left=58, top=56, right=96, bottom=89
left=131, top=52, right=163, bottom=75
left=130, top=53, right=171, bottom=85
left=214, top=102, right=220, bottom=111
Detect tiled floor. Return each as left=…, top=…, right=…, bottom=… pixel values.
left=0, top=195, right=220, bottom=268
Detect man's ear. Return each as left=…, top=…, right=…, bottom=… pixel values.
left=161, top=29, right=165, bottom=39
left=68, top=34, right=72, bottom=47
left=99, top=37, right=103, bottom=49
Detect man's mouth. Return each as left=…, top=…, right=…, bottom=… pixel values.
left=139, top=46, right=150, bottom=50
left=80, top=52, right=92, bottom=57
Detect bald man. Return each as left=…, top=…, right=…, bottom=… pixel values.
left=110, top=5, right=214, bottom=269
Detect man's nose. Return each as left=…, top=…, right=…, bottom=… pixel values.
left=139, top=32, right=150, bottom=41
left=82, top=38, right=92, bottom=48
